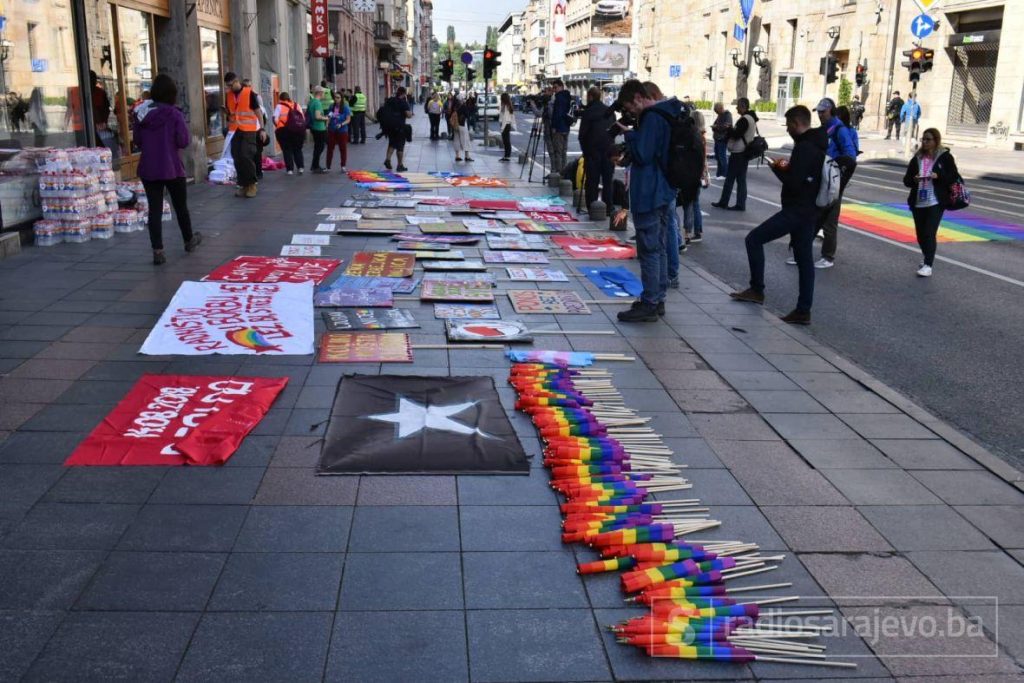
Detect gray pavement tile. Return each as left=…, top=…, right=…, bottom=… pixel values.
left=789, top=439, right=898, bottom=470
left=340, top=551, right=463, bottom=609
left=118, top=504, right=249, bottom=552
left=45, top=467, right=166, bottom=503
left=457, top=472, right=556, bottom=506
left=148, top=466, right=264, bottom=505
left=684, top=504, right=790, bottom=550
left=86, top=313, right=159, bottom=328
left=0, top=358, right=23, bottom=373
left=700, top=352, right=778, bottom=372
left=234, top=505, right=352, bottom=552
left=80, top=360, right=166, bottom=381
left=348, top=505, right=460, bottom=551
left=660, top=370, right=733, bottom=391
left=2, top=502, right=138, bottom=550
left=762, top=353, right=839, bottom=373
left=626, top=336, right=692, bottom=352
left=615, top=387, right=681, bottom=412
left=869, top=439, right=982, bottom=470
left=0, top=340, right=49, bottom=358
left=253, top=468, right=358, bottom=505
left=662, top=437, right=724, bottom=468
left=955, top=506, right=1024, bottom=548
left=686, top=335, right=754, bottom=355
left=859, top=505, right=996, bottom=551
left=684, top=469, right=755, bottom=505
left=672, top=389, right=751, bottom=413
left=7, top=358, right=97, bottom=380
left=0, top=549, right=105, bottom=608
left=910, top=471, right=1024, bottom=506
left=250, top=408, right=293, bottom=436
left=18, top=403, right=114, bottom=432
left=209, top=552, right=344, bottom=611
left=637, top=352, right=704, bottom=370
left=356, top=475, right=457, bottom=505
left=801, top=553, right=945, bottom=606
left=690, top=413, right=778, bottom=440
left=0, top=377, right=73, bottom=403
left=0, top=325, right=72, bottom=342
left=460, top=505, right=564, bottom=551
left=823, top=469, right=943, bottom=505
left=32, top=341, right=116, bottom=360
left=268, top=435, right=323, bottom=467
left=294, top=383, right=338, bottom=409
left=325, top=610, right=468, bottom=683
left=0, top=464, right=64, bottom=506
left=76, top=550, right=225, bottom=610
left=785, top=371, right=866, bottom=393
left=811, top=390, right=901, bottom=414
left=907, top=550, right=1024, bottom=606
left=727, top=455, right=850, bottom=506
left=467, top=609, right=611, bottom=683
left=22, top=611, right=199, bottom=683
left=739, top=389, right=827, bottom=413
left=463, top=551, right=587, bottom=609
left=284, top=408, right=330, bottom=436
left=61, top=326, right=136, bottom=343
left=0, top=402, right=43, bottom=430
left=53, top=380, right=134, bottom=405
left=637, top=411, right=699, bottom=437
left=742, top=338, right=816, bottom=355
left=176, top=612, right=332, bottom=683
left=763, top=413, right=863, bottom=440
left=763, top=506, right=893, bottom=552
left=595, top=608, right=757, bottom=680
left=0, top=611, right=64, bottom=682
left=962, top=603, right=1024, bottom=665
left=224, top=435, right=278, bottom=467
left=841, top=605, right=1016, bottom=677
left=837, top=413, right=938, bottom=440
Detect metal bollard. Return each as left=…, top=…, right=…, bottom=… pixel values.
left=547, top=173, right=562, bottom=188
left=589, top=199, right=607, bottom=221
left=559, top=179, right=574, bottom=197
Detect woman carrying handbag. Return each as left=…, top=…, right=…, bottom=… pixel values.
left=902, top=128, right=962, bottom=277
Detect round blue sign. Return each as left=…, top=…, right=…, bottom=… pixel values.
left=911, top=14, right=935, bottom=40
left=461, top=51, right=474, bottom=65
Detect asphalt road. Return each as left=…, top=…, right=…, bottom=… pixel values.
left=505, top=110, right=1024, bottom=470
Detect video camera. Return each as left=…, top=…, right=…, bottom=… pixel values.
left=606, top=100, right=636, bottom=136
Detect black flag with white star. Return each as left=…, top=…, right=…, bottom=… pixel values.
left=318, top=375, right=529, bottom=474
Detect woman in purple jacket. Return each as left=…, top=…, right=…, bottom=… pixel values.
left=133, top=73, right=201, bottom=264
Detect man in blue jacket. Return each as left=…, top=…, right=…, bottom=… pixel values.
left=615, top=79, right=682, bottom=323
left=901, top=93, right=922, bottom=142
left=808, top=98, right=857, bottom=268
left=549, top=80, right=572, bottom=174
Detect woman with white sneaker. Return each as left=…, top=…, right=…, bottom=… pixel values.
left=902, top=128, right=959, bottom=277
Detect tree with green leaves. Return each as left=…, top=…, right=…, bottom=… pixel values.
left=447, top=25, right=456, bottom=45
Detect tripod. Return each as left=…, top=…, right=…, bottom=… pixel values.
left=519, top=112, right=548, bottom=183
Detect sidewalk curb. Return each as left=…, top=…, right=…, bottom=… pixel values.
left=684, top=261, right=1024, bottom=492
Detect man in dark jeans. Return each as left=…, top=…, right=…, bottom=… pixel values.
left=350, top=86, right=368, bottom=143
left=224, top=71, right=267, bottom=198
left=549, top=80, right=572, bottom=173
left=730, top=105, right=826, bottom=325
left=884, top=91, right=904, bottom=140
left=710, top=102, right=732, bottom=178
left=577, top=86, right=615, bottom=212
left=712, top=97, right=757, bottom=211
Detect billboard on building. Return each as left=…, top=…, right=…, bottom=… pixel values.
left=589, top=44, right=629, bottom=71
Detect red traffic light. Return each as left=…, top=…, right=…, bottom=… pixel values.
left=484, top=49, right=495, bottom=60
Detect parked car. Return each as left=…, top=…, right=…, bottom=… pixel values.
left=595, top=0, right=629, bottom=19
left=478, top=92, right=500, bottom=120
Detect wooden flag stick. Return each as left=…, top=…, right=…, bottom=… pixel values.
left=412, top=344, right=504, bottom=350
left=528, top=330, right=618, bottom=335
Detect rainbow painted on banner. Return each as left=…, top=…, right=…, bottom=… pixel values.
left=225, top=327, right=281, bottom=353
left=840, top=203, right=1024, bottom=243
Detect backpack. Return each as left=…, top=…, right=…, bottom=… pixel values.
left=642, top=108, right=704, bottom=197
left=283, top=103, right=306, bottom=134
left=744, top=121, right=769, bottom=161
left=816, top=157, right=842, bottom=208
left=376, top=99, right=401, bottom=132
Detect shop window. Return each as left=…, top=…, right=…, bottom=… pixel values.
left=116, top=6, right=157, bottom=153
left=201, top=27, right=231, bottom=137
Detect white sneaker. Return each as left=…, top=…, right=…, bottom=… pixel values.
left=785, top=256, right=798, bottom=265
left=916, top=264, right=933, bottom=277
left=298, top=168, right=304, bottom=175
left=286, top=170, right=294, bottom=175
left=814, top=258, right=834, bottom=269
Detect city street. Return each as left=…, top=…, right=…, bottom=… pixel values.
left=523, top=109, right=1024, bottom=470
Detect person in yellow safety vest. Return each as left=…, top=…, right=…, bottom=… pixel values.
left=350, top=86, right=367, bottom=144
left=225, top=71, right=267, bottom=198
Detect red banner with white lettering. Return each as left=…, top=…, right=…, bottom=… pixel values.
left=65, top=375, right=288, bottom=466
left=311, top=0, right=329, bottom=58
left=204, top=255, right=342, bottom=285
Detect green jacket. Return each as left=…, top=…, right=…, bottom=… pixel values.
left=352, top=92, right=367, bottom=112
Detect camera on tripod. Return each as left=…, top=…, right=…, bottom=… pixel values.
left=606, top=101, right=636, bottom=136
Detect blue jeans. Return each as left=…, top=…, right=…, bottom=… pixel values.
left=745, top=208, right=818, bottom=313
left=683, top=196, right=703, bottom=236
left=718, top=152, right=749, bottom=209
left=714, top=139, right=728, bottom=176
left=666, top=206, right=681, bottom=281
left=633, top=205, right=672, bottom=304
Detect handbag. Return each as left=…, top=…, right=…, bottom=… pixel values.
left=947, top=174, right=971, bottom=211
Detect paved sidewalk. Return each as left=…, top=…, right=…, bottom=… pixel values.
left=1, top=114, right=1024, bottom=682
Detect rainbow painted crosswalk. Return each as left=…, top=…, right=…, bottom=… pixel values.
left=840, top=203, right=1024, bottom=243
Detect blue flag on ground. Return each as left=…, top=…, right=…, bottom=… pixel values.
left=583, top=267, right=643, bottom=298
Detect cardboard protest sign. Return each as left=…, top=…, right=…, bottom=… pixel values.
left=281, top=245, right=322, bottom=256
left=433, top=303, right=501, bottom=319
left=204, top=256, right=341, bottom=285
left=420, top=280, right=495, bottom=302
left=483, top=251, right=550, bottom=264
left=508, top=289, right=591, bottom=315
left=318, top=332, right=413, bottom=363
left=313, top=287, right=393, bottom=308
left=445, top=319, right=533, bottom=343
left=345, top=252, right=415, bottom=278
left=505, top=267, right=569, bottom=282
left=322, top=308, right=419, bottom=331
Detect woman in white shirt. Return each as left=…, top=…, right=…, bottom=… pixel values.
left=499, top=93, right=517, bottom=162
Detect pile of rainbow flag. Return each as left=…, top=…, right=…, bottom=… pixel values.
left=508, top=360, right=856, bottom=669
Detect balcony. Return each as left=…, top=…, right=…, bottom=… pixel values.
left=374, top=21, right=391, bottom=44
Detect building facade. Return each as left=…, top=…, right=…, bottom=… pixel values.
left=497, top=12, right=526, bottom=90
left=328, top=0, right=379, bottom=113
left=562, top=0, right=632, bottom=94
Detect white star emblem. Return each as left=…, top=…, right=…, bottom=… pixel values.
left=365, top=397, right=495, bottom=439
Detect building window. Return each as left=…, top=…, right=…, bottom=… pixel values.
left=200, top=27, right=230, bottom=138
left=27, top=22, right=39, bottom=62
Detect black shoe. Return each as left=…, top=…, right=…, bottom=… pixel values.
left=617, top=302, right=659, bottom=323
left=727, top=205, right=746, bottom=211
left=781, top=309, right=811, bottom=325
left=384, top=159, right=392, bottom=169
left=152, top=251, right=166, bottom=265
left=657, top=302, right=666, bottom=316
left=465, top=157, right=474, bottom=162
left=711, top=201, right=728, bottom=209
left=396, top=165, right=408, bottom=172
left=730, top=288, right=765, bottom=304
left=185, top=232, right=203, bottom=253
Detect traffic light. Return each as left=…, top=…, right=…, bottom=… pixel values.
left=819, top=56, right=838, bottom=84
left=466, top=66, right=476, bottom=83
left=855, top=63, right=866, bottom=87
left=921, top=49, right=935, bottom=72
left=705, top=66, right=713, bottom=81
left=902, top=47, right=925, bottom=82
left=324, top=56, right=345, bottom=79
left=483, top=48, right=501, bottom=80
left=439, top=58, right=454, bottom=82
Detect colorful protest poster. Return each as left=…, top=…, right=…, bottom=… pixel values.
left=420, top=222, right=470, bottom=234
left=397, top=241, right=451, bottom=251
left=292, top=234, right=332, bottom=246
left=526, top=210, right=578, bottom=223
left=420, top=280, right=495, bottom=302
left=551, top=235, right=636, bottom=259
left=64, top=374, right=288, bottom=466
left=446, top=319, right=533, bottom=343
left=422, top=260, right=487, bottom=271
left=508, top=289, right=591, bottom=315
left=281, top=245, right=322, bottom=256
left=433, top=303, right=501, bottom=319
left=140, top=282, right=314, bottom=355
left=391, top=233, right=480, bottom=245
left=313, top=287, right=393, bottom=308
left=315, top=223, right=337, bottom=232
left=514, top=220, right=562, bottom=233
left=203, top=256, right=341, bottom=285
left=424, top=271, right=495, bottom=285
left=487, top=235, right=550, bottom=251
left=318, top=332, right=413, bottom=363
left=413, top=250, right=465, bottom=260
left=505, top=267, right=569, bottom=282
left=327, top=275, right=420, bottom=294
left=483, top=250, right=550, bottom=264
left=322, top=309, right=419, bottom=331
left=345, top=252, right=416, bottom=278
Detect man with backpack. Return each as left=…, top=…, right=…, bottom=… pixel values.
left=273, top=92, right=307, bottom=175
left=378, top=86, right=413, bottom=171
left=712, top=97, right=760, bottom=212
left=549, top=80, right=573, bottom=175
left=804, top=97, right=858, bottom=269
left=614, top=80, right=690, bottom=323
left=730, top=105, right=827, bottom=325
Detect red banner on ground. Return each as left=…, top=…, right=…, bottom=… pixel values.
left=467, top=200, right=520, bottom=211
left=204, top=255, right=342, bottom=284
left=551, top=235, right=636, bottom=259
left=65, top=375, right=288, bottom=466
left=311, top=0, right=329, bottom=57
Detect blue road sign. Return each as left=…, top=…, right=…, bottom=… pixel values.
left=911, top=13, right=936, bottom=40
left=461, top=51, right=473, bottom=65
left=669, top=64, right=681, bottom=78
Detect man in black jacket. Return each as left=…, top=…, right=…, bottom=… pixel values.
left=731, top=105, right=826, bottom=325
left=885, top=91, right=905, bottom=140
left=578, top=86, right=615, bottom=212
